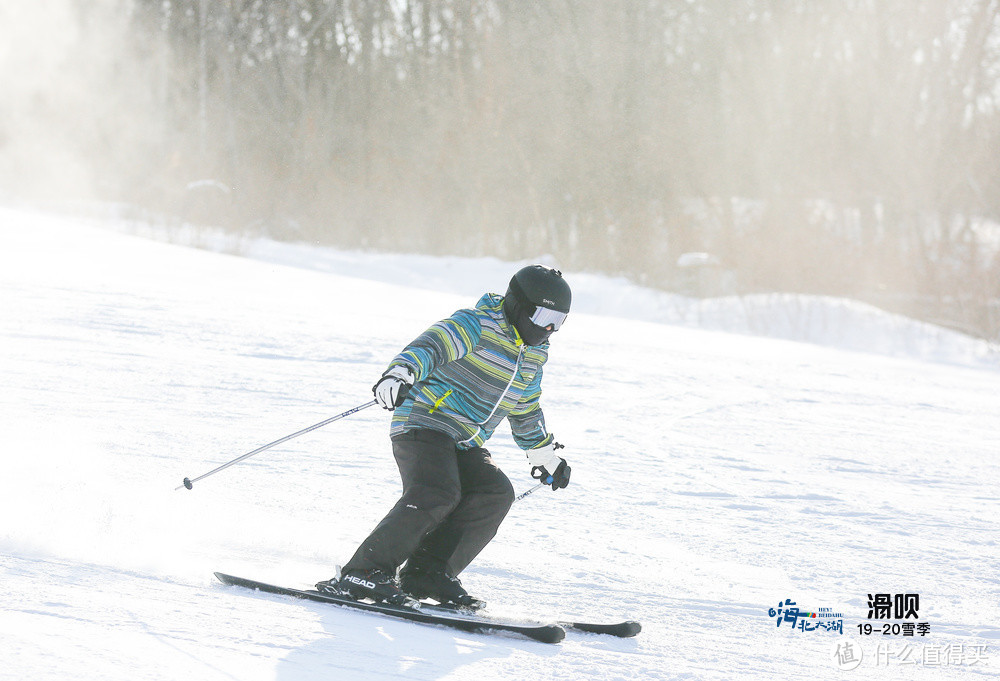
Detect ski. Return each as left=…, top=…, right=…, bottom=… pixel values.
left=214, top=573, right=565, bottom=644
left=560, top=619, right=642, bottom=637
left=412, top=598, right=642, bottom=638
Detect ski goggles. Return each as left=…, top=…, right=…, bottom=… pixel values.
left=529, top=305, right=568, bottom=331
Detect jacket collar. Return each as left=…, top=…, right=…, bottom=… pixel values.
left=476, top=293, right=524, bottom=345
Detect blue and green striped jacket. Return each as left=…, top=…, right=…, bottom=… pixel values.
left=387, top=293, right=555, bottom=451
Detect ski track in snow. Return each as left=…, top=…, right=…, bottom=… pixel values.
left=1, top=207, right=998, bottom=680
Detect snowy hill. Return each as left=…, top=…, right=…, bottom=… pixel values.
left=1, top=208, right=998, bottom=680
left=114, top=215, right=999, bottom=370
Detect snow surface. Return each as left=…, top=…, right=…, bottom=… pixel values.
left=1, top=206, right=998, bottom=680
left=113, top=217, right=999, bottom=370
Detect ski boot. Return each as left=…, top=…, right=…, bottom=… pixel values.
left=399, top=564, right=485, bottom=611
left=315, top=567, right=416, bottom=607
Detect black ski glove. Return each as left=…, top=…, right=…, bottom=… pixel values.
left=532, top=458, right=571, bottom=490
left=528, top=442, right=571, bottom=490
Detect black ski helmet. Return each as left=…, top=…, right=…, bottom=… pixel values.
left=503, top=265, right=572, bottom=345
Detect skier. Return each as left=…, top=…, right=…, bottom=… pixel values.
left=316, top=265, right=573, bottom=608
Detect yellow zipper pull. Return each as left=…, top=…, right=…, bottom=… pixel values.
left=428, top=389, right=453, bottom=414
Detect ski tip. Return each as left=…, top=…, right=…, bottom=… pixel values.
left=215, top=572, right=242, bottom=586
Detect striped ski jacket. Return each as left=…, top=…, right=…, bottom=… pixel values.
left=387, top=293, right=555, bottom=452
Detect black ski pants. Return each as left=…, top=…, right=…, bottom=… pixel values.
left=343, top=429, right=515, bottom=577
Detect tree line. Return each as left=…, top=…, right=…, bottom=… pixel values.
left=71, top=1, right=1000, bottom=337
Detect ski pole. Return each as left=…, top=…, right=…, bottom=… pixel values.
left=514, top=482, right=546, bottom=502
left=176, top=400, right=378, bottom=491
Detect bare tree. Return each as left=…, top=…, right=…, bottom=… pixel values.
left=22, top=0, right=1000, bottom=336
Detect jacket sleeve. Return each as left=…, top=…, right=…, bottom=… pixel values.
left=387, top=308, right=482, bottom=382
left=507, top=364, right=555, bottom=451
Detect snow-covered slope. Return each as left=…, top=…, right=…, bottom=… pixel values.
left=112, top=219, right=998, bottom=369
left=1, top=208, right=998, bottom=680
